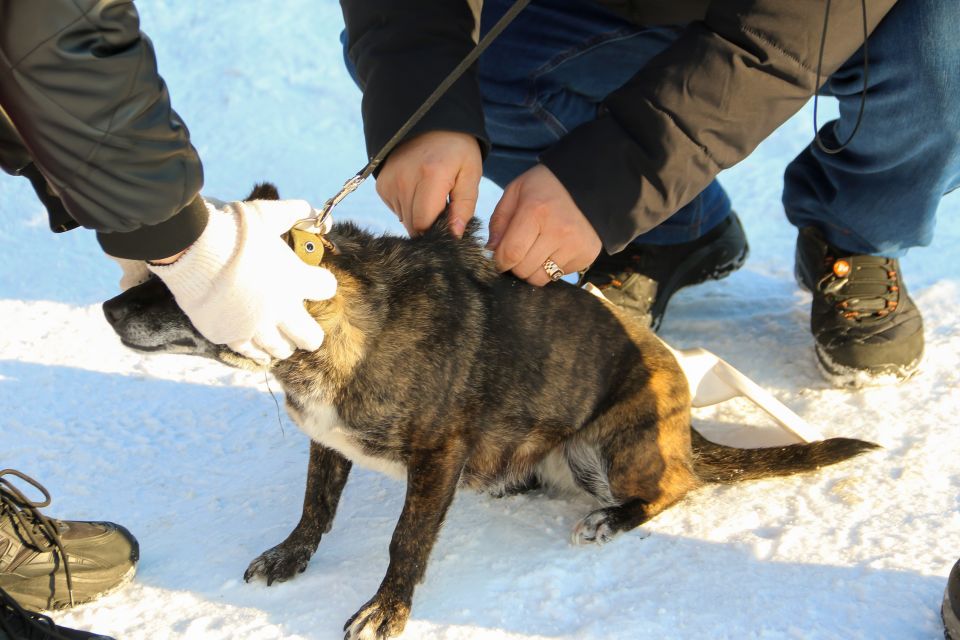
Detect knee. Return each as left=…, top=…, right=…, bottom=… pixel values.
left=896, top=1, right=960, bottom=117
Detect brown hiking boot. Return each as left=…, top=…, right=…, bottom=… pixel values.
left=0, top=470, right=138, bottom=612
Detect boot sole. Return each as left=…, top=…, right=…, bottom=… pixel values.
left=2, top=525, right=140, bottom=612
left=4, top=563, right=138, bottom=613
left=814, top=344, right=921, bottom=389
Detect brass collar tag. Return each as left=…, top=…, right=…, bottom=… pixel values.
left=287, top=214, right=340, bottom=267
left=288, top=210, right=339, bottom=267
left=290, top=226, right=326, bottom=267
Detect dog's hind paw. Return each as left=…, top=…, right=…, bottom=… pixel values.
left=571, top=508, right=651, bottom=545
left=344, top=595, right=410, bottom=640
left=571, top=510, right=616, bottom=545
left=243, top=541, right=315, bottom=586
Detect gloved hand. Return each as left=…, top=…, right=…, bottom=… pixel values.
left=147, top=198, right=337, bottom=363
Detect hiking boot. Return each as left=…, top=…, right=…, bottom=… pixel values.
left=0, top=586, right=113, bottom=640
left=795, top=227, right=924, bottom=386
left=0, top=470, right=138, bottom=612
left=580, top=213, right=749, bottom=330
left=945, top=558, right=960, bottom=640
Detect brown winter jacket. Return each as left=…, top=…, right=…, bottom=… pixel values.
left=341, top=0, right=898, bottom=253
left=0, top=0, right=206, bottom=260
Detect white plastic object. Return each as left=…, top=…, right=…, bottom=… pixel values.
left=581, top=283, right=823, bottom=443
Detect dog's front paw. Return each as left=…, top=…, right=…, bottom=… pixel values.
left=243, top=540, right=316, bottom=586
left=343, top=595, right=410, bottom=640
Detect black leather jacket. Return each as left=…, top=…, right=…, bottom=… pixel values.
left=0, top=0, right=207, bottom=259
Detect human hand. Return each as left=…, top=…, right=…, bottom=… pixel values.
left=376, top=130, right=482, bottom=237
left=147, top=198, right=337, bottom=363
left=488, top=164, right=602, bottom=286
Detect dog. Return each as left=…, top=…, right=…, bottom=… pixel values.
left=103, top=184, right=878, bottom=640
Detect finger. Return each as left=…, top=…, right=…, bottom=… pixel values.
left=447, top=168, right=481, bottom=238
left=409, top=172, right=451, bottom=236
left=229, top=339, right=272, bottom=365
left=253, top=329, right=296, bottom=361
left=300, top=266, right=338, bottom=301
left=493, top=204, right=541, bottom=274
left=512, top=234, right=562, bottom=286
left=280, top=312, right=326, bottom=352
left=487, top=183, right=520, bottom=250
left=246, top=199, right=314, bottom=234
left=375, top=176, right=402, bottom=223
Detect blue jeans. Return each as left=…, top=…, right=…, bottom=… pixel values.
left=477, top=0, right=730, bottom=245
left=781, top=0, right=960, bottom=256
left=344, top=0, right=960, bottom=254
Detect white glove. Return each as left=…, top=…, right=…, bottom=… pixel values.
left=112, top=257, right=151, bottom=291
left=147, top=198, right=337, bottom=363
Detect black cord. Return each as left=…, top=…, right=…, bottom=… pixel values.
left=813, top=0, right=870, bottom=155
left=362, top=0, right=532, bottom=177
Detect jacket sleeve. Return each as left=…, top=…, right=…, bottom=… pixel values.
left=540, top=0, right=898, bottom=253
left=0, top=0, right=207, bottom=260
left=340, top=0, right=490, bottom=167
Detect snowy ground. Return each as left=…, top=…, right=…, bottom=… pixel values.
left=2, top=2, right=959, bottom=638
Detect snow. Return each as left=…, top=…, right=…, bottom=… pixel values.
left=2, top=1, right=958, bottom=638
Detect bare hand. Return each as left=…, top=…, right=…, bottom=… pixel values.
left=376, top=131, right=482, bottom=237
left=488, top=164, right=602, bottom=286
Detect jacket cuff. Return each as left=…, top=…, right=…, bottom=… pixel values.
left=97, top=196, right=209, bottom=260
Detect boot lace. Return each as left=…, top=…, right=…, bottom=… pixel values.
left=0, top=585, right=73, bottom=640
left=0, top=470, right=74, bottom=607
left=817, top=253, right=901, bottom=321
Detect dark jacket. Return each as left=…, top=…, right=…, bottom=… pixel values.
left=0, top=0, right=207, bottom=260
left=341, top=0, right=898, bottom=253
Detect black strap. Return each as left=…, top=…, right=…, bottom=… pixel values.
left=315, top=0, right=531, bottom=221
left=363, top=0, right=532, bottom=176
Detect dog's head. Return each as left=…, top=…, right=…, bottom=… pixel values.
left=102, top=182, right=289, bottom=371
left=104, top=275, right=209, bottom=354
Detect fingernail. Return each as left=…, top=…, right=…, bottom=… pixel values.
left=486, top=232, right=501, bottom=250
left=450, top=218, right=465, bottom=238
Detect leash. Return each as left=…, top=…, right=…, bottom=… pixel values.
left=288, top=0, right=532, bottom=266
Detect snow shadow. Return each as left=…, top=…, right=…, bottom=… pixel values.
left=0, top=361, right=946, bottom=639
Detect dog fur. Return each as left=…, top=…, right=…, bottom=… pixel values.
left=102, top=183, right=878, bottom=640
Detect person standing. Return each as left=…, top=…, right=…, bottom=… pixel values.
left=1, top=2, right=336, bottom=637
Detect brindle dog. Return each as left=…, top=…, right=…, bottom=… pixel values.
left=103, top=184, right=878, bottom=640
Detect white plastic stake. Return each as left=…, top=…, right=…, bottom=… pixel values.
left=581, top=283, right=823, bottom=443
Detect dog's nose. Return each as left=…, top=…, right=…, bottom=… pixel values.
left=102, top=297, right=130, bottom=327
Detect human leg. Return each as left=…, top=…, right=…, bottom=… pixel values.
left=785, top=0, right=960, bottom=383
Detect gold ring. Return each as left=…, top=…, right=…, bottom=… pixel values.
left=542, top=258, right=564, bottom=282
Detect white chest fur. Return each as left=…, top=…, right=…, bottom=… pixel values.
left=289, top=402, right=407, bottom=481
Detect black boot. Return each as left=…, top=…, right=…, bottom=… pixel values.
left=794, top=227, right=924, bottom=386
left=580, top=213, right=748, bottom=330
left=945, top=559, right=960, bottom=640
left=0, top=586, right=113, bottom=640
left=0, top=470, right=138, bottom=612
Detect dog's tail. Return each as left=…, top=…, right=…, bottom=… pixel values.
left=690, top=428, right=880, bottom=484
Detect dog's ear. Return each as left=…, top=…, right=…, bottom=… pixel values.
left=245, top=182, right=281, bottom=201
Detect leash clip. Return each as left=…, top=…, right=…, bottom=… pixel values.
left=287, top=171, right=365, bottom=266
left=289, top=206, right=339, bottom=268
